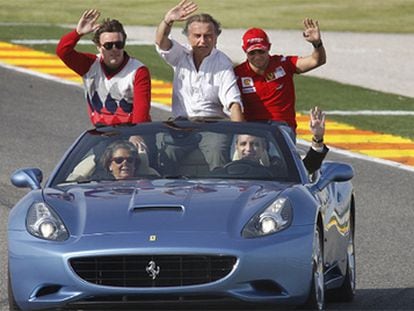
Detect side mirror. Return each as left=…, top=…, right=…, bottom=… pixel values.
left=311, top=162, right=354, bottom=191
left=10, top=168, right=43, bottom=190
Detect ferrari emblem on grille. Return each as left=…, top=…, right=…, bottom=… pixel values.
left=146, top=260, right=160, bottom=280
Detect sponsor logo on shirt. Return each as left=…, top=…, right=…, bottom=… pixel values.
left=275, top=66, right=286, bottom=79
left=241, top=77, right=254, bottom=87
left=241, top=77, right=256, bottom=93
left=265, top=72, right=276, bottom=82
left=242, top=87, right=256, bottom=94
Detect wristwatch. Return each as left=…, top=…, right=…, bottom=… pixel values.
left=312, top=41, right=323, bottom=49
left=312, top=136, right=324, bottom=144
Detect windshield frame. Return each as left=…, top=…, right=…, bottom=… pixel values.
left=47, top=121, right=302, bottom=188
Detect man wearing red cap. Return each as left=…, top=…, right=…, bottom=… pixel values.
left=234, top=19, right=326, bottom=132
left=235, top=20, right=328, bottom=172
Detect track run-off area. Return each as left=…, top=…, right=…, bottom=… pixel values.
left=1, top=41, right=414, bottom=170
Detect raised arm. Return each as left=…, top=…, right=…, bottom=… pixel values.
left=155, top=0, right=198, bottom=50
left=56, top=9, right=101, bottom=76
left=76, top=9, right=101, bottom=36
left=309, top=106, right=326, bottom=149
left=303, top=106, right=328, bottom=174
left=296, top=18, right=326, bottom=74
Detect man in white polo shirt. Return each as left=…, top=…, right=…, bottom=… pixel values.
left=155, top=0, right=243, bottom=121
left=155, top=0, right=244, bottom=173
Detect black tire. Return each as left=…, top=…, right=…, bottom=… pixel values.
left=304, top=226, right=325, bottom=310
left=328, top=216, right=356, bottom=302
left=8, top=267, right=22, bottom=311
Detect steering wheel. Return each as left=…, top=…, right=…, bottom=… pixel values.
left=222, top=159, right=274, bottom=178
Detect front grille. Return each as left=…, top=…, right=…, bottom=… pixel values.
left=70, top=255, right=237, bottom=287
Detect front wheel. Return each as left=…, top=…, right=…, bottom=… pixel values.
left=8, top=267, right=22, bottom=311
left=304, top=226, right=325, bottom=310
left=329, top=216, right=356, bottom=302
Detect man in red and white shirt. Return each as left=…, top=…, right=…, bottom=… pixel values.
left=235, top=23, right=328, bottom=173
left=234, top=21, right=326, bottom=132
left=56, top=9, right=151, bottom=127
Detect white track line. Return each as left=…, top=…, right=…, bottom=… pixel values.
left=11, top=39, right=152, bottom=45
left=300, top=110, right=414, bottom=116
left=298, top=139, right=414, bottom=173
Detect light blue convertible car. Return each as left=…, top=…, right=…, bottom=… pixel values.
left=8, top=120, right=355, bottom=310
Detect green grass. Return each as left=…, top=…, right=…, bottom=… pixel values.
left=1, top=4, right=414, bottom=140
left=294, top=75, right=414, bottom=112
left=0, top=0, right=413, bottom=33
left=0, top=25, right=66, bottom=41
left=328, top=115, right=414, bottom=139
left=294, top=76, right=414, bottom=139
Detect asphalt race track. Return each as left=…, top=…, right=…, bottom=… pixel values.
left=0, top=66, right=413, bottom=310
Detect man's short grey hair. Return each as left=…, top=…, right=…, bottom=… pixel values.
left=182, top=13, right=222, bottom=36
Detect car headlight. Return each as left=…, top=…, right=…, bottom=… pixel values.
left=26, top=202, right=69, bottom=241
left=242, top=197, right=293, bottom=238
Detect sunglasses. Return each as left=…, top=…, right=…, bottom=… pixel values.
left=102, top=41, right=125, bottom=50
left=111, top=156, right=135, bottom=165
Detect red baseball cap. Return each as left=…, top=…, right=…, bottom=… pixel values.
left=242, top=28, right=271, bottom=53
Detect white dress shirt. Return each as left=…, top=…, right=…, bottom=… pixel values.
left=156, top=40, right=242, bottom=119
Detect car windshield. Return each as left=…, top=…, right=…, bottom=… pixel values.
left=50, top=121, right=300, bottom=187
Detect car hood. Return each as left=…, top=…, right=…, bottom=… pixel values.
left=44, top=180, right=293, bottom=236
